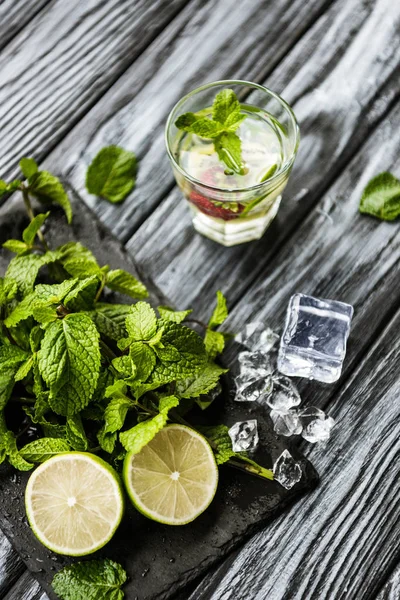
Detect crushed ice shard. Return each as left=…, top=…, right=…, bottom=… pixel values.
left=228, top=419, right=259, bottom=452
left=273, top=449, right=302, bottom=489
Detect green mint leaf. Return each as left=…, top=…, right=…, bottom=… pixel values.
left=38, top=313, right=101, bottom=417
left=52, top=558, right=127, bottom=600
left=64, top=275, right=99, bottom=311
left=204, top=329, right=225, bottom=359
left=120, top=395, right=179, bottom=453
left=175, top=113, right=199, bottom=132
left=86, top=146, right=136, bottom=204
left=14, top=356, right=34, bottom=381
left=0, top=345, right=29, bottom=409
left=0, top=278, right=18, bottom=306
left=2, top=240, right=29, bottom=254
left=147, top=327, right=164, bottom=347
left=19, top=438, right=70, bottom=463
left=4, top=433, right=34, bottom=471
left=28, top=171, right=72, bottom=223
left=176, top=362, right=227, bottom=398
left=0, top=180, right=22, bottom=198
left=190, top=118, right=225, bottom=139
left=66, top=414, right=88, bottom=451
left=106, top=269, right=148, bottom=300
left=208, top=290, right=228, bottom=329
left=224, top=111, right=247, bottom=132
left=359, top=172, right=400, bottom=221
left=6, top=250, right=60, bottom=296
left=112, top=356, right=136, bottom=380
left=150, top=321, right=207, bottom=384
left=98, top=395, right=133, bottom=453
left=212, top=89, right=241, bottom=124
left=214, top=132, right=245, bottom=175
left=125, top=302, right=157, bottom=341
left=22, top=212, right=50, bottom=245
left=58, top=242, right=103, bottom=278
left=89, top=303, right=130, bottom=341
left=199, top=424, right=234, bottom=465
left=129, top=342, right=156, bottom=382
left=157, top=306, right=192, bottom=323
left=259, top=163, right=278, bottom=183
left=20, top=157, right=38, bottom=179
left=153, top=342, right=180, bottom=362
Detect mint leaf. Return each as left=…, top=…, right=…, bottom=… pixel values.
left=176, top=362, right=227, bottom=398
left=214, top=132, right=245, bottom=175
left=259, top=163, right=278, bottom=183
left=190, top=119, right=225, bottom=138
left=22, top=212, right=50, bottom=245
left=19, top=438, right=70, bottom=463
left=0, top=345, right=29, bottom=409
left=125, top=302, right=157, bottom=341
left=0, top=278, right=17, bottom=306
left=200, top=424, right=234, bottom=465
left=106, top=269, right=148, bottom=300
left=208, top=290, right=228, bottom=329
left=212, top=89, right=241, bottom=124
left=174, top=113, right=199, bottom=131
left=359, top=172, right=400, bottom=221
left=59, top=242, right=103, bottom=278
left=98, top=395, right=133, bottom=453
left=129, top=342, right=156, bottom=382
left=38, top=313, right=101, bottom=416
left=204, top=329, right=225, bottom=359
left=64, top=276, right=99, bottom=311
left=2, top=240, right=28, bottom=254
left=120, top=395, right=179, bottom=453
left=28, top=171, right=72, bottom=223
left=0, top=180, right=21, bottom=198
left=224, top=111, right=247, bottom=132
left=86, top=146, right=136, bottom=204
left=66, top=414, right=88, bottom=451
left=15, top=356, right=34, bottom=381
left=89, top=303, right=130, bottom=341
left=52, top=558, right=127, bottom=600
left=157, top=306, right=192, bottom=323
left=20, top=157, right=38, bottom=179
left=6, top=250, right=60, bottom=296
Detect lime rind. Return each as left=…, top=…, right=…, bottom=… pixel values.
left=25, top=452, right=124, bottom=556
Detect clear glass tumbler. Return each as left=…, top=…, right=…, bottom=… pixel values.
left=165, top=80, right=300, bottom=246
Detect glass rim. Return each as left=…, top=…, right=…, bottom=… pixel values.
left=165, top=79, right=300, bottom=194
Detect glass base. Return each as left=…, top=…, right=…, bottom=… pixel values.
left=191, top=195, right=281, bottom=246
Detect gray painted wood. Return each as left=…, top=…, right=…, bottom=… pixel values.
left=376, top=564, right=400, bottom=600
left=0, top=0, right=50, bottom=52
left=0, top=0, right=189, bottom=180
left=3, top=570, right=48, bottom=600
left=128, top=0, right=400, bottom=314
left=187, top=307, right=400, bottom=600
left=0, top=535, right=24, bottom=597
left=39, top=0, right=333, bottom=240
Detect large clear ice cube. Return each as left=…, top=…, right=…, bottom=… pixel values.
left=273, top=450, right=302, bottom=489
left=228, top=419, right=259, bottom=452
left=278, top=294, right=353, bottom=383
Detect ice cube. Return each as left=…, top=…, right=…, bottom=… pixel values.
left=302, top=415, right=335, bottom=443
left=238, top=351, right=273, bottom=379
left=266, top=374, right=301, bottom=410
left=234, top=374, right=272, bottom=402
left=298, top=406, right=325, bottom=419
left=236, top=322, right=279, bottom=353
left=273, top=449, right=302, bottom=489
left=228, top=419, right=259, bottom=452
left=270, top=409, right=302, bottom=436
left=278, top=294, right=353, bottom=383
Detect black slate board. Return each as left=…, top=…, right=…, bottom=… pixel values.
left=0, top=188, right=318, bottom=600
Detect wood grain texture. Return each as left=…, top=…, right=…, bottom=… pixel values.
left=376, top=564, right=400, bottom=600
left=128, top=0, right=400, bottom=314
left=41, top=0, right=333, bottom=239
left=0, top=534, right=25, bottom=597
left=0, top=0, right=189, bottom=180
left=0, top=0, right=50, bottom=52
left=3, top=570, right=48, bottom=600
left=187, top=307, right=400, bottom=600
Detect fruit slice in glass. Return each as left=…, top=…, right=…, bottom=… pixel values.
left=165, top=80, right=300, bottom=246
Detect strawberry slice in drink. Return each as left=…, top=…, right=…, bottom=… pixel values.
left=189, top=191, right=244, bottom=221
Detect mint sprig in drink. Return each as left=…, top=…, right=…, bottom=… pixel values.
left=166, top=81, right=300, bottom=246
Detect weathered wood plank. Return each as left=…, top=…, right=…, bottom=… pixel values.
left=41, top=0, right=333, bottom=239
left=376, top=564, right=400, bottom=600
left=4, top=570, right=49, bottom=600
left=0, top=0, right=189, bottom=179
left=0, top=0, right=50, bottom=52
left=0, top=533, right=25, bottom=597
left=187, top=306, right=400, bottom=600
left=127, top=0, right=400, bottom=313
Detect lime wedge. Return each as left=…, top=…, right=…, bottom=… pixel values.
left=25, top=452, right=124, bottom=556
left=123, top=424, right=218, bottom=525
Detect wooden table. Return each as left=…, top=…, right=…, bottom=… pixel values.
left=0, top=0, right=399, bottom=598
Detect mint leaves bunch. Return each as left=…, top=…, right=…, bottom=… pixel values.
left=175, top=88, right=247, bottom=175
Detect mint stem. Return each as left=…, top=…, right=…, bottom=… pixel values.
left=22, top=187, right=49, bottom=251
left=99, top=339, right=117, bottom=361
left=94, top=274, right=107, bottom=303
left=227, top=458, right=274, bottom=481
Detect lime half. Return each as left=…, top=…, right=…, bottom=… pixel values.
left=123, top=424, right=218, bottom=525
left=25, top=452, right=124, bottom=556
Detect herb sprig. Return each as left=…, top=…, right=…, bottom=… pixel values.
left=175, top=88, right=247, bottom=175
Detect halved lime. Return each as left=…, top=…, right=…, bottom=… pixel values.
left=25, top=452, right=124, bottom=556
left=123, top=424, right=218, bottom=525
